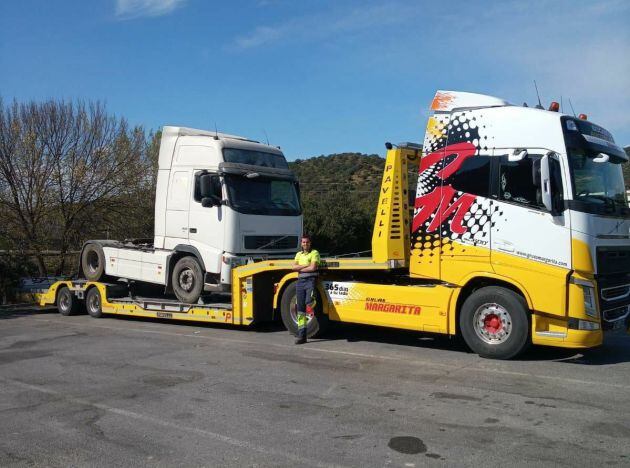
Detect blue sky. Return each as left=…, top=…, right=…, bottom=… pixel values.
left=1, top=0, right=629, bottom=159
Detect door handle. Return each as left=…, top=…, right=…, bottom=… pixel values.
left=189, top=228, right=197, bottom=233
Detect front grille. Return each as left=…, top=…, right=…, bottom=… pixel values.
left=601, top=283, right=630, bottom=302
left=597, top=247, right=630, bottom=275
left=602, top=305, right=630, bottom=323
left=244, top=235, right=298, bottom=250
left=596, top=273, right=630, bottom=329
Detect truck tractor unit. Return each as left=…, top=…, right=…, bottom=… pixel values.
left=79, top=127, right=302, bottom=303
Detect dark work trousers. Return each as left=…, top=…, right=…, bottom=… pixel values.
left=296, top=275, right=317, bottom=339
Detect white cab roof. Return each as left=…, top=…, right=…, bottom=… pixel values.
left=430, top=90, right=510, bottom=112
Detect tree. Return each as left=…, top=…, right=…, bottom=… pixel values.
left=0, top=99, right=154, bottom=275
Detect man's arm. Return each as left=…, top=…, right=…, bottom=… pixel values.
left=292, top=262, right=307, bottom=272
left=299, top=261, right=318, bottom=273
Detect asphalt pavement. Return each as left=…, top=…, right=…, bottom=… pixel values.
left=1, top=306, right=630, bottom=467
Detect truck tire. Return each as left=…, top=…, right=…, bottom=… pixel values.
left=172, top=256, right=204, bottom=303
left=459, top=286, right=530, bottom=360
left=85, top=286, right=104, bottom=318
left=82, top=243, right=108, bottom=281
left=57, top=286, right=80, bottom=316
left=280, top=281, right=329, bottom=338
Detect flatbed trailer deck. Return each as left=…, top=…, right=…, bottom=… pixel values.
left=37, top=257, right=398, bottom=328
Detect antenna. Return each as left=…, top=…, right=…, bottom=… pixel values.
left=568, top=98, right=577, bottom=117
left=534, top=80, right=543, bottom=109
left=214, top=122, right=219, bottom=140
left=263, top=129, right=270, bottom=146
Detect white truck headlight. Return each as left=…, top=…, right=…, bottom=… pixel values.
left=581, top=284, right=598, bottom=318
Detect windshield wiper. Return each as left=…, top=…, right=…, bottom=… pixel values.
left=582, top=194, right=617, bottom=212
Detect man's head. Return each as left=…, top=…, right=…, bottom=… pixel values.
left=301, top=235, right=312, bottom=252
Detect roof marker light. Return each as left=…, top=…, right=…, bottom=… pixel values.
left=548, top=101, right=560, bottom=112
left=579, top=113, right=588, bottom=120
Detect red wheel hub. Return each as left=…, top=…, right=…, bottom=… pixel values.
left=483, top=314, right=502, bottom=334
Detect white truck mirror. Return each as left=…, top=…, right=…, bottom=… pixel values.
left=540, top=153, right=553, bottom=213
left=593, top=153, right=610, bottom=163
left=509, top=149, right=528, bottom=162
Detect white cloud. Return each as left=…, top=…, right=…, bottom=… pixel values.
left=115, top=0, right=186, bottom=20
left=229, top=1, right=419, bottom=50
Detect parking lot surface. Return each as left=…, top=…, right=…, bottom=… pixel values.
left=1, top=307, right=630, bottom=467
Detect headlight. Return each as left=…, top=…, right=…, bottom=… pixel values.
left=568, top=318, right=601, bottom=331
left=582, top=284, right=598, bottom=318
left=578, top=319, right=600, bottom=331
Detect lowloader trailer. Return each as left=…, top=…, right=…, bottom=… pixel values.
left=39, top=91, right=630, bottom=359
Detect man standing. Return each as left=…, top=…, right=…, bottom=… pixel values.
left=292, top=235, right=320, bottom=344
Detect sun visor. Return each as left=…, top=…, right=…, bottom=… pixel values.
left=218, top=162, right=297, bottom=180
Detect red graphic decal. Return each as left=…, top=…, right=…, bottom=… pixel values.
left=413, top=142, right=477, bottom=234
left=365, top=302, right=421, bottom=315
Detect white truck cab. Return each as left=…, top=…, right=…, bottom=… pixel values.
left=80, top=127, right=302, bottom=303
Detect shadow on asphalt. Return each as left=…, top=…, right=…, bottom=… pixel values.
left=0, top=306, right=57, bottom=320
left=3, top=306, right=629, bottom=365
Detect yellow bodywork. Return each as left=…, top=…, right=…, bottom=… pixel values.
left=371, top=146, right=419, bottom=264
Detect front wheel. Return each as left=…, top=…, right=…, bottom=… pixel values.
left=459, top=286, right=530, bottom=360
left=171, top=256, right=204, bottom=303
left=280, top=281, right=329, bottom=338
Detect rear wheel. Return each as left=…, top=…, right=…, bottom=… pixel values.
left=459, top=286, right=530, bottom=360
left=85, top=287, right=104, bottom=318
left=81, top=243, right=108, bottom=281
left=171, top=256, right=204, bottom=303
left=57, top=287, right=80, bottom=316
left=280, top=281, right=329, bottom=338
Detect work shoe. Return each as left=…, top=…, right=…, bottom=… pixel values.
left=294, top=335, right=307, bottom=345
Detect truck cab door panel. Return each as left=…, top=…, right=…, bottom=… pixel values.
left=490, top=149, right=571, bottom=315
left=165, top=170, right=191, bottom=241
left=188, top=171, right=225, bottom=277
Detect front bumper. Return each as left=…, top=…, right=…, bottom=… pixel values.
left=532, top=314, right=603, bottom=349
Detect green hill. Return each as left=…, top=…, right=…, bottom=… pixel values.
left=289, top=152, right=418, bottom=256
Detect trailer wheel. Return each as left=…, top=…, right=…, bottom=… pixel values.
left=171, top=256, right=204, bottom=303
left=280, top=281, right=329, bottom=338
left=82, top=243, right=108, bottom=281
left=459, top=286, right=530, bottom=360
left=85, top=287, right=104, bottom=318
left=57, top=287, right=80, bottom=316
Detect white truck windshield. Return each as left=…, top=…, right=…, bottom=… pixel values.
left=568, top=148, right=628, bottom=207
left=224, top=175, right=301, bottom=216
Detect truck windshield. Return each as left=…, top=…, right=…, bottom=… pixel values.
left=224, top=175, right=301, bottom=216
left=568, top=148, right=628, bottom=207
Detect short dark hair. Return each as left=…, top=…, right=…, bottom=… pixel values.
left=301, top=234, right=311, bottom=241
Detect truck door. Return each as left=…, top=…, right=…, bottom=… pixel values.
left=165, top=170, right=191, bottom=241
left=490, top=149, right=571, bottom=313
left=188, top=171, right=224, bottom=272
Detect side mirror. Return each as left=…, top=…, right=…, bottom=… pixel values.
left=593, top=153, right=610, bottom=163
left=540, top=153, right=557, bottom=215
left=509, top=149, right=528, bottom=162
left=201, top=195, right=221, bottom=208
left=199, top=174, right=215, bottom=198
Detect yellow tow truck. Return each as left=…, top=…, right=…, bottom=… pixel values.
left=39, top=91, right=630, bottom=359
